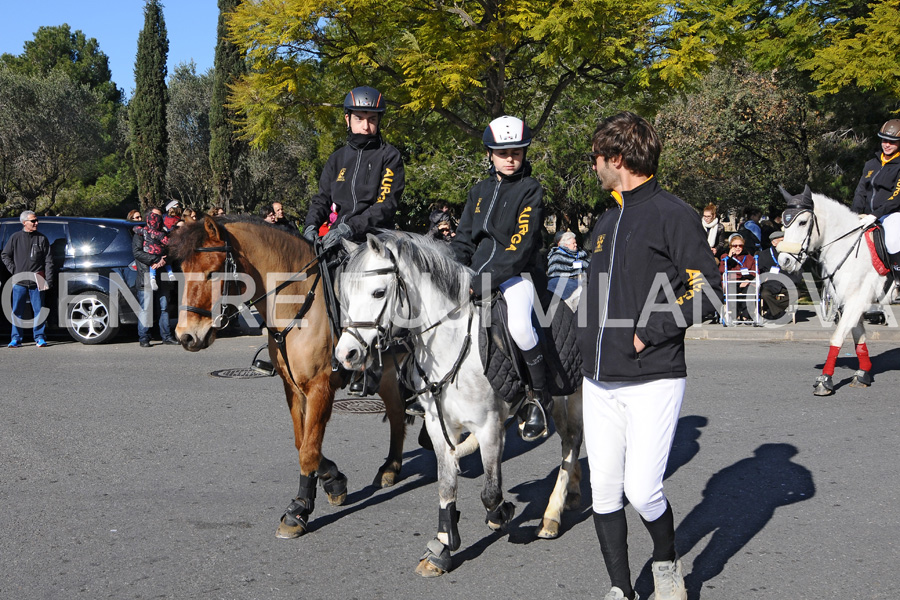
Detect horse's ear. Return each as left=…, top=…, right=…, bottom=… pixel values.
left=802, top=185, right=813, bottom=201
left=779, top=184, right=793, bottom=203
left=204, top=215, right=223, bottom=244
left=366, top=233, right=387, bottom=257
left=341, top=238, right=359, bottom=254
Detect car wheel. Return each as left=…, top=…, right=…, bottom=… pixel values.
left=66, top=292, right=119, bottom=344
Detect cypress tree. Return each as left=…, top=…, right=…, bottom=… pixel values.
left=130, top=0, right=169, bottom=210
left=209, top=0, right=247, bottom=213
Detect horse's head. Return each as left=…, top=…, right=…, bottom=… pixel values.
left=334, top=234, right=402, bottom=371
left=778, top=184, right=818, bottom=273
left=170, top=216, right=235, bottom=351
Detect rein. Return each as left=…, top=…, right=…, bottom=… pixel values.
left=184, top=225, right=328, bottom=386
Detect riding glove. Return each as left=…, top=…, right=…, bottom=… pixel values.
left=322, top=222, right=352, bottom=250
left=858, top=213, right=878, bottom=228
left=302, top=225, right=318, bottom=243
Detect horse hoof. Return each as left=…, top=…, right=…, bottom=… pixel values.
left=850, top=370, right=873, bottom=387
left=415, top=558, right=447, bottom=578
left=813, top=375, right=834, bottom=396
left=375, top=469, right=396, bottom=488
left=486, top=501, right=515, bottom=531
left=275, top=520, right=307, bottom=539
left=321, top=472, right=348, bottom=506
left=535, top=518, right=560, bottom=539
left=564, top=492, right=582, bottom=511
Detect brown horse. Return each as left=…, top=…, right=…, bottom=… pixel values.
left=170, top=215, right=408, bottom=538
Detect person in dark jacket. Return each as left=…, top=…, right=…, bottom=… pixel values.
left=448, top=115, right=553, bottom=442
left=852, top=119, right=900, bottom=281
left=757, top=230, right=801, bottom=321
left=303, top=86, right=405, bottom=250
left=132, top=207, right=177, bottom=348
left=577, top=112, right=722, bottom=600
left=2, top=211, right=55, bottom=347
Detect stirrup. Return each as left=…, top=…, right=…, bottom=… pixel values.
left=518, top=390, right=552, bottom=442
left=405, top=398, right=426, bottom=417
left=348, top=366, right=381, bottom=397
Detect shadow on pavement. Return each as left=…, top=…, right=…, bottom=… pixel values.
left=634, top=443, right=815, bottom=599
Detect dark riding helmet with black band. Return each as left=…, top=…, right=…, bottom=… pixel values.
left=344, top=86, right=386, bottom=114
left=780, top=184, right=814, bottom=227
left=878, top=119, right=900, bottom=143
left=483, top=116, right=532, bottom=150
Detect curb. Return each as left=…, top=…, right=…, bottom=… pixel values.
left=686, top=307, right=900, bottom=342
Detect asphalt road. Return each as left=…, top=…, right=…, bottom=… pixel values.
left=1, top=331, right=898, bottom=599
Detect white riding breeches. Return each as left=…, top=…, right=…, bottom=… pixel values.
left=499, top=276, right=540, bottom=352
left=881, top=213, right=900, bottom=253
left=583, top=376, right=685, bottom=520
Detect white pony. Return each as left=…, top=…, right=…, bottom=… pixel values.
left=334, top=232, right=583, bottom=577
left=778, top=186, right=893, bottom=395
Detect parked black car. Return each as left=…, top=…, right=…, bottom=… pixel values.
left=1, top=216, right=141, bottom=344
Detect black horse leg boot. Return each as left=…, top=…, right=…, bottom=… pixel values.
left=518, top=345, right=553, bottom=441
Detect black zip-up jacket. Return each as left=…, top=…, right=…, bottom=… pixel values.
left=305, top=133, right=405, bottom=239
left=852, top=153, right=900, bottom=218
left=576, top=178, right=722, bottom=382
left=1, top=229, right=55, bottom=289
left=451, top=162, right=546, bottom=298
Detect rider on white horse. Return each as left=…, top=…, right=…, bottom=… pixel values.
left=445, top=115, right=554, bottom=442
left=852, top=119, right=900, bottom=283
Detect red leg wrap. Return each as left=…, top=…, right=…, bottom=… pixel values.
left=856, top=343, right=872, bottom=372
left=823, top=345, right=841, bottom=376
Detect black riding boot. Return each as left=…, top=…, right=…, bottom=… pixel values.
left=889, top=252, right=900, bottom=303
left=348, top=363, right=382, bottom=397
left=518, top=345, right=553, bottom=441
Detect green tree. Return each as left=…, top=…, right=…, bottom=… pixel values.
left=167, top=61, right=214, bottom=208
left=224, top=0, right=722, bottom=146
left=0, top=24, right=123, bottom=107
left=209, top=0, right=248, bottom=212
left=0, top=67, right=105, bottom=214
left=130, top=0, right=170, bottom=210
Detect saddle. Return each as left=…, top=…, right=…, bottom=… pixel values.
left=477, top=293, right=582, bottom=404
left=864, top=225, right=893, bottom=278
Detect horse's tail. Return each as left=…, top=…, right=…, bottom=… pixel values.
left=455, top=432, right=479, bottom=457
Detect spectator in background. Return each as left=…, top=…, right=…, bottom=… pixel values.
left=427, top=210, right=455, bottom=244
left=272, top=202, right=293, bottom=230
left=210, top=206, right=226, bottom=217
left=2, top=211, right=55, bottom=348
left=720, top=233, right=757, bottom=320
left=164, top=200, right=182, bottom=230
left=700, top=203, right=726, bottom=259
left=737, top=207, right=762, bottom=254
left=547, top=231, right=589, bottom=300
left=126, top=209, right=143, bottom=223
left=260, top=204, right=277, bottom=224
left=181, top=208, right=197, bottom=223
left=132, top=208, right=178, bottom=348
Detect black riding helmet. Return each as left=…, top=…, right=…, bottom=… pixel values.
left=878, top=119, right=900, bottom=143
left=344, top=86, right=386, bottom=114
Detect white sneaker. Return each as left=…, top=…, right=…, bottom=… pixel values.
left=650, top=559, right=686, bottom=600
left=604, top=587, right=639, bottom=600
left=150, top=277, right=158, bottom=291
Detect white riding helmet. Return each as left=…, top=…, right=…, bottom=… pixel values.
left=483, top=116, right=532, bottom=149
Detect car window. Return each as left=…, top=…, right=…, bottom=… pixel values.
left=68, top=222, right=119, bottom=256
left=34, top=222, right=69, bottom=262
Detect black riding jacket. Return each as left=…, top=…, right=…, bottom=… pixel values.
left=576, top=177, right=722, bottom=382
left=305, top=133, right=405, bottom=239
left=852, top=153, right=900, bottom=218
left=451, top=162, right=546, bottom=298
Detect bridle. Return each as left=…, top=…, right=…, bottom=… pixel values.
left=781, top=203, right=871, bottom=285
left=341, top=247, right=473, bottom=450
left=182, top=229, right=242, bottom=329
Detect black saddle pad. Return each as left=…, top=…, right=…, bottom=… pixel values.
left=478, top=294, right=582, bottom=404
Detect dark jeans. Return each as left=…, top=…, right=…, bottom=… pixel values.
left=137, top=288, right=172, bottom=342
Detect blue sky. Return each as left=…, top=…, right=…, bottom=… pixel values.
left=1, top=0, right=219, bottom=98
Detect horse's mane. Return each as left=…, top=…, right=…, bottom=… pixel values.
left=812, top=192, right=855, bottom=221
left=346, top=230, right=473, bottom=305
left=170, top=215, right=304, bottom=262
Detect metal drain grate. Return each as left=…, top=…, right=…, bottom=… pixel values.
left=333, top=398, right=385, bottom=414
left=209, top=368, right=272, bottom=379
